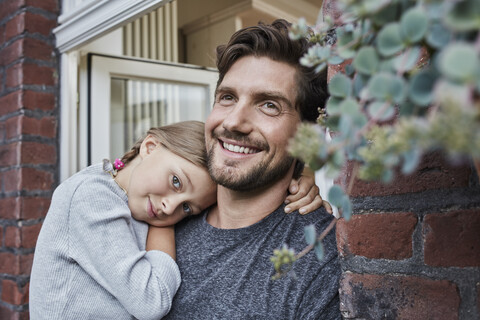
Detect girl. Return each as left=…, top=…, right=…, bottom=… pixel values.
left=29, top=121, right=322, bottom=320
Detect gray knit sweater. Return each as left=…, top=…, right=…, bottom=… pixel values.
left=29, top=163, right=181, bottom=320
left=164, top=205, right=341, bottom=319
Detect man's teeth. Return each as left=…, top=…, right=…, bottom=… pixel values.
left=223, top=142, right=257, bottom=154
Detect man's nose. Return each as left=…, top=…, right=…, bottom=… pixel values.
left=222, top=99, right=253, bottom=134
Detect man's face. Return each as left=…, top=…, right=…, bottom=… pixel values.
left=205, top=56, right=301, bottom=191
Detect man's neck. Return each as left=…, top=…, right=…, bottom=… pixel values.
left=206, top=169, right=293, bottom=229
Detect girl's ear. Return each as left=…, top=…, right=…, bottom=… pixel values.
left=139, top=135, right=160, bottom=158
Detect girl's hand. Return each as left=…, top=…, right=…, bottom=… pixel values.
left=284, top=167, right=333, bottom=215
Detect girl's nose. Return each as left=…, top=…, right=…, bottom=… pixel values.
left=161, top=200, right=175, bottom=215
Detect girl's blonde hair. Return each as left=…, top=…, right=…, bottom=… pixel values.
left=120, top=121, right=207, bottom=169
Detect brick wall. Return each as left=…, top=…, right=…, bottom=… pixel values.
left=323, top=1, right=480, bottom=319
left=0, top=0, right=59, bottom=318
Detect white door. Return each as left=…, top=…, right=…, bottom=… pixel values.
left=87, top=54, right=218, bottom=165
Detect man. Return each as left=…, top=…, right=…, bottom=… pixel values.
left=165, top=19, right=341, bottom=319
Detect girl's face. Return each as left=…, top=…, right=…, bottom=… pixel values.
left=126, top=136, right=217, bottom=227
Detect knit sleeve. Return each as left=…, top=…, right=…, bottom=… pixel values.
left=67, top=178, right=181, bottom=320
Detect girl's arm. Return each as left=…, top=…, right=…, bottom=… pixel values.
left=284, top=166, right=333, bottom=215
left=146, top=225, right=176, bottom=260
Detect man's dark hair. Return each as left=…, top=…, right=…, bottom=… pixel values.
left=215, top=19, right=328, bottom=123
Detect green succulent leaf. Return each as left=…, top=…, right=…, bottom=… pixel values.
left=400, top=7, right=429, bottom=44
left=329, top=73, right=352, bottom=98
left=314, top=242, right=324, bottom=260
left=304, top=225, right=316, bottom=245
left=326, top=97, right=343, bottom=116
left=402, top=147, right=422, bottom=174
left=409, top=69, right=437, bottom=106
left=377, top=23, right=405, bottom=57
left=367, top=101, right=396, bottom=121
left=438, top=43, right=478, bottom=83
left=341, top=196, right=352, bottom=221
left=445, top=0, right=480, bottom=32
left=393, top=47, right=421, bottom=72
left=328, top=185, right=346, bottom=207
left=426, top=22, right=451, bottom=49
left=367, top=73, right=407, bottom=104
left=371, top=2, right=400, bottom=27
left=353, top=46, right=379, bottom=75
left=353, top=73, right=369, bottom=98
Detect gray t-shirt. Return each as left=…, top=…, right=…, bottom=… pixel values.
left=165, top=205, right=341, bottom=319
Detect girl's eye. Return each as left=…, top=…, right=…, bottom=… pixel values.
left=182, top=203, right=192, bottom=215
left=172, top=175, right=181, bottom=189
left=260, top=102, right=281, bottom=116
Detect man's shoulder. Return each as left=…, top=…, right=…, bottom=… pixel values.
left=281, top=206, right=335, bottom=228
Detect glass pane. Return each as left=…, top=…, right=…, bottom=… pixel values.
left=110, top=77, right=210, bottom=159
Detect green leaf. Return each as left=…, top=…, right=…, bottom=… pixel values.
left=400, top=7, right=428, bottom=43
left=314, top=242, right=324, bottom=260
left=353, top=46, right=379, bottom=75
left=426, top=23, right=451, bottom=49
left=367, top=73, right=406, bottom=104
left=367, top=101, right=396, bottom=121
left=371, top=2, right=400, bottom=27
left=393, top=47, right=421, bottom=72
left=409, top=69, right=437, bottom=106
left=438, top=43, right=479, bottom=82
left=377, top=23, right=405, bottom=57
left=341, top=196, right=352, bottom=221
left=445, top=0, right=480, bottom=32
left=329, top=73, right=352, bottom=98
left=353, top=73, right=369, bottom=98
left=328, top=185, right=346, bottom=207
left=304, top=225, right=316, bottom=245
left=336, top=27, right=358, bottom=60
left=326, top=97, right=343, bottom=116
left=402, top=147, right=422, bottom=174
left=328, top=55, right=344, bottom=65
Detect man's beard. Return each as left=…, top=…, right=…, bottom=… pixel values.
left=206, top=131, right=294, bottom=191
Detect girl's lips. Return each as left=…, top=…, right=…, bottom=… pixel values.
left=147, top=198, right=157, bottom=218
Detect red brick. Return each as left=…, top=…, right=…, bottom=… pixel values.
left=337, top=212, right=417, bottom=259
left=6, top=62, right=56, bottom=88
left=340, top=273, right=460, bottom=319
left=0, top=197, right=20, bottom=219
left=24, top=37, right=54, bottom=60
left=26, top=0, right=58, bottom=13
left=0, top=252, right=18, bottom=274
left=5, top=226, right=21, bottom=248
left=4, top=224, right=41, bottom=248
left=1, top=279, right=28, bottom=305
left=0, top=142, right=20, bottom=167
left=0, top=25, right=5, bottom=45
left=5, top=12, right=56, bottom=39
left=21, top=141, right=56, bottom=164
left=19, top=253, right=33, bottom=274
left=0, top=39, right=22, bottom=66
left=0, top=0, right=25, bottom=22
left=424, top=209, right=480, bottom=267
left=5, top=14, right=25, bottom=41
left=20, top=196, right=51, bottom=219
left=0, top=121, right=5, bottom=141
left=0, top=226, right=3, bottom=247
left=0, top=196, right=51, bottom=219
left=339, top=151, right=472, bottom=197
left=23, top=90, right=56, bottom=111
left=24, top=12, right=57, bottom=36
left=21, top=223, right=42, bottom=248
left=3, top=168, right=54, bottom=192
left=0, top=38, right=54, bottom=64
left=0, top=91, right=22, bottom=117
left=6, top=115, right=57, bottom=139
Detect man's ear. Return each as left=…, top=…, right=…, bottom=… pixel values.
left=139, top=135, right=160, bottom=158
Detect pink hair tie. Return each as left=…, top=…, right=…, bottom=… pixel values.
left=114, top=158, right=125, bottom=170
